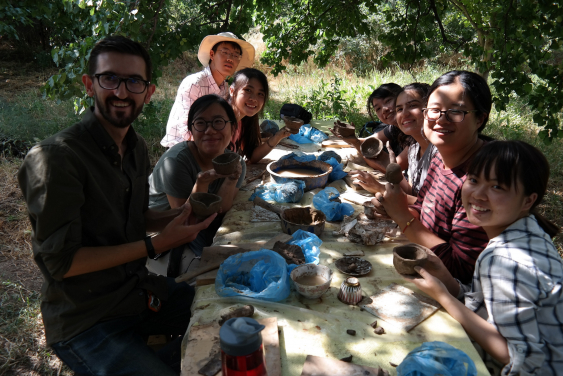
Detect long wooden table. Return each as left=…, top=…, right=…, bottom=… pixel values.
left=180, top=120, right=489, bottom=376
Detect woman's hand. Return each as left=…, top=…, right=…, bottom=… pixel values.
left=349, top=170, right=385, bottom=194
left=407, top=266, right=450, bottom=303
left=196, top=169, right=223, bottom=186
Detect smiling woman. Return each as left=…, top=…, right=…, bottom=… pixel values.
left=148, top=94, right=246, bottom=277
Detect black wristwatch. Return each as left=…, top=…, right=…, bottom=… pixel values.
left=144, top=235, right=156, bottom=259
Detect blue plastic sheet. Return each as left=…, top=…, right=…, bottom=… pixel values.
left=312, top=187, right=354, bottom=221
left=318, top=150, right=342, bottom=164
left=397, top=341, right=477, bottom=376
left=279, top=152, right=316, bottom=163
left=215, top=250, right=291, bottom=302
left=287, top=229, right=322, bottom=265
left=288, top=124, right=329, bottom=144
left=249, top=180, right=306, bottom=203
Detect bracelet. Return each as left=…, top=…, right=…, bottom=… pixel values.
left=266, top=137, right=275, bottom=148
left=144, top=235, right=156, bottom=259
left=402, top=217, right=415, bottom=234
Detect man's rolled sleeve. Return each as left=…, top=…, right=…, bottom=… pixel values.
left=18, top=144, right=84, bottom=281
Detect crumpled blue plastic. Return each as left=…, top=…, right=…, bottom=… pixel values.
left=287, top=229, right=322, bottom=265
left=318, top=150, right=342, bottom=164
left=288, top=124, right=329, bottom=144
left=312, top=187, right=354, bottom=221
left=249, top=180, right=306, bottom=203
left=280, top=151, right=316, bottom=163
left=397, top=341, right=477, bottom=376
left=215, top=250, right=291, bottom=302
left=321, top=157, right=348, bottom=182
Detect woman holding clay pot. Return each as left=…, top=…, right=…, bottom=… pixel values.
left=329, top=83, right=408, bottom=173
left=148, top=94, right=246, bottom=277
left=350, top=83, right=437, bottom=196
left=228, top=68, right=291, bottom=164
left=372, top=71, right=491, bottom=287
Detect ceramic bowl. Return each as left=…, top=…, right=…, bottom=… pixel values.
left=189, top=193, right=222, bottom=218
left=392, top=243, right=429, bottom=275
left=291, top=264, right=333, bottom=299
left=267, top=159, right=333, bottom=191
left=212, top=153, right=240, bottom=175
left=360, top=138, right=383, bottom=159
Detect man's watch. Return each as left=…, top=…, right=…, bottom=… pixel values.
left=144, top=235, right=156, bottom=259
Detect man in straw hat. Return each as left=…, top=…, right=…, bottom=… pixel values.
left=161, top=32, right=255, bottom=147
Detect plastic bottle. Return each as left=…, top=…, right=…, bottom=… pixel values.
left=220, top=317, right=268, bottom=376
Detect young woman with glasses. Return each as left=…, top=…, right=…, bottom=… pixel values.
left=228, top=68, right=292, bottom=164
left=147, top=94, right=246, bottom=277
left=372, top=70, right=492, bottom=288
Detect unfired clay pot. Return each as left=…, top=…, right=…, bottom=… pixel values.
left=333, top=123, right=356, bottom=137
left=282, top=116, right=304, bottom=134
left=189, top=193, right=222, bottom=218
left=212, top=153, right=240, bottom=175
left=393, top=243, right=429, bottom=275
left=363, top=201, right=376, bottom=219
left=360, top=138, right=383, bottom=158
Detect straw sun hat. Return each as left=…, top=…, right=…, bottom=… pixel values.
left=198, top=32, right=255, bottom=70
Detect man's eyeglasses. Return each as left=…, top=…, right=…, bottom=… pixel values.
left=94, top=74, right=150, bottom=94
left=217, top=49, right=242, bottom=61
left=192, top=118, right=233, bottom=132
left=422, top=108, right=478, bottom=123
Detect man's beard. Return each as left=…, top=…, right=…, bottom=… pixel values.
left=94, top=95, right=144, bottom=129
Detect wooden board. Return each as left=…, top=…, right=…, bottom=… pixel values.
left=300, top=355, right=387, bottom=376
left=182, top=317, right=281, bottom=376
left=321, top=137, right=353, bottom=148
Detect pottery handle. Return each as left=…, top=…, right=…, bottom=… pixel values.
left=253, top=196, right=283, bottom=217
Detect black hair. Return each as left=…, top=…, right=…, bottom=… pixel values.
left=187, top=94, right=238, bottom=150
left=467, top=140, right=559, bottom=237
left=88, top=35, right=152, bottom=81
left=367, top=83, right=402, bottom=121
left=229, top=68, right=269, bottom=160
left=208, top=41, right=243, bottom=65
left=394, top=83, right=431, bottom=148
left=426, top=70, right=492, bottom=132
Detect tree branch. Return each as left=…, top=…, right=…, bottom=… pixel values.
left=146, top=0, right=165, bottom=49
left=221, top=0, right=233, bottom=31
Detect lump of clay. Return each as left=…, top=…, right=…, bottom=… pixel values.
left=385, top=163, right=403, bottom=184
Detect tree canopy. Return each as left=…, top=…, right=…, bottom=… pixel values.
left=1, top=0, right=561, bottom=139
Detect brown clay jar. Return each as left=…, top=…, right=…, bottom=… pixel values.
left=360, top=138, right=383, bottom=158
left=392, top=243, right=429, bottom=275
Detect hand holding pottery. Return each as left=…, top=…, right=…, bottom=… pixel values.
left=392, top=243, right=428, bottom=275
left=407, top=266, right=450, bottom=303
left=212, top=152, right=240, bottom=175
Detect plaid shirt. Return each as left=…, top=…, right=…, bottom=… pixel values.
left=465, top=215, right=563, bottom=376
left=161, top=66, right=229, bottom=147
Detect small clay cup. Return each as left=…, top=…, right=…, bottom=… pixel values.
left=363, top=201, right=376, bottom=219
left=282, top=116, right=304, bottom=134
left=385, top=163, right=403, bottom=184
left=189, top=193, right=222, bottom=218
left=333, top=123, right=356, bottom=137
left=212, top=153, right=240, bottom=175
left=393, top=243, right=429, bottom=275
left=290, top=264, right=333, bottom=299
left=360, top=138, right=383, bottom=158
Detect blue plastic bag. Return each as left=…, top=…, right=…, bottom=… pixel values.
left=289, top=133, right=314, bottom=144
left=322, top=157, right=348, bottom=182
left=312, top=187, right=354, bottom=221
left=287, top=229, right=322, bottom=265
left=318, top=150, right=342, bottom=164
left=288, top=124, right=329, bottom=144
left=249, top=180, right=306, bottom=203
left=280, top=152, right=316, bottom=163
left=215, top=250, right=291, bottom=302
left=397, top=341, right=477, bottom=376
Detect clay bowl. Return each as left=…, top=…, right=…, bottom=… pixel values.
left=282, top=116, right=304, bottom=134
left=212, top=153, right=240, bottom=175
left=189, top=193, right=222, bottom=218
left=363, top=201, right=376, bottom=219
left=281, top=207, right=326, bottom=237
left=360, top=138, right=383, bottom=159
left=267, top=158, right=333, bottom=191
left=393, top=243, right=429, bottom=275
left=333, top=123, right=356, bottom=137
left=290, top=264, right=333, bottom=299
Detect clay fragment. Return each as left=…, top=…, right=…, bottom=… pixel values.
left=218, top=304, right=255, bottom=325
left=369, top=320, right=378, bottom=328
left=347, top=263, right=357, bottom=273
left=340, top=355, right=353, bottom=363
left=272, top=241, right=305, bottom=265
left=346, top=329, right=356, bottom=336
left=374, top=327, right=385, bottom=335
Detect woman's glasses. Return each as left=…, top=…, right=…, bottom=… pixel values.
left=422, top=108, right=478, bottom=122
left=192, top=118, right=233, bottom=132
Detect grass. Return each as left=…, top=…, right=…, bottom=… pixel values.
left=0, top=52, right=562, bottom=374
